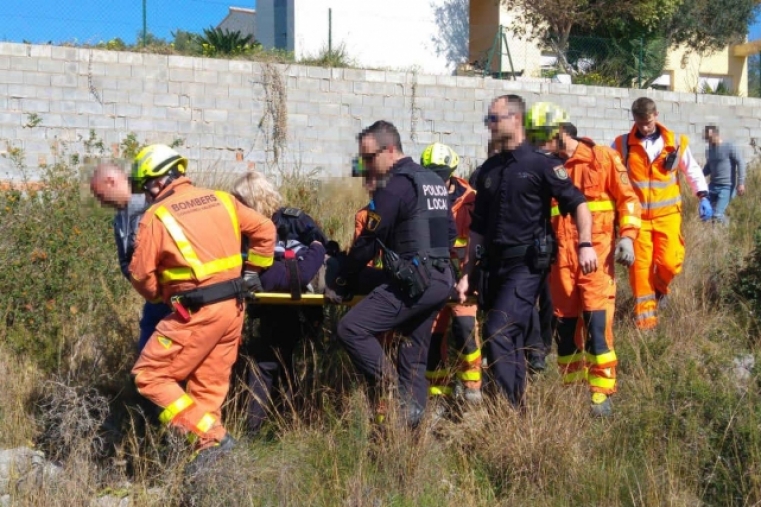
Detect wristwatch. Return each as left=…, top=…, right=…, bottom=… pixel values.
left=697, top=191, right=708, bottom=198
left=578, top=242, right=593, bottom=249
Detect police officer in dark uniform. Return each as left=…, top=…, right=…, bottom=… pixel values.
left=327, top=120, right=456, bottom=427
left=455, top=95, right=597, bottom=408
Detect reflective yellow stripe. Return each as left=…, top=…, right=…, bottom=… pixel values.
left=586, top=350, right=617, bottom=366
left=426, top=370, right=451, bottom=381
left=196, top=413, right=216, bottom=434
left=247, top=251, right=274, bottom=268
left=428, top=386, right=453, bottom=396
left=621, top=215, right=641, bottom=227
left=155, top=200, right=243, bottom=282
left=215, top=191, right=239, bottom=237
left=155, top=206, right=204, bottom=276
left=588, top=375, right=616, bottom=389
left=454, top=237, right=468, bottom=247
left=159, top=394, right=194, bottom=425
left=457, top=371, right=482, bottom=382
left=551, top=200, right=614, bottom=217
left=159, top=254, right=243, bottom=283
left=562, top=370, right=588, bottom=384
left=459, top=348, right=481, bottom=364
left=557, top=351, right=585, bottom=366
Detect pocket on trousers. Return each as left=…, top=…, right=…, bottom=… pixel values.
left=135, top=328, right=191, bottom=378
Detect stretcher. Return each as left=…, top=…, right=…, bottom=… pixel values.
left=250, top=292, right=477, bottom=307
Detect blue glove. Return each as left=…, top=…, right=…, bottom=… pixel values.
left=699, top=197, right=713, bottom=221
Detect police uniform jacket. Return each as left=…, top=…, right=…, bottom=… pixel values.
left=342, top=157, right=457, bottom=280
left=471, top=140, right=586, bottom=250
left=114, top=193, right=148, bottom=280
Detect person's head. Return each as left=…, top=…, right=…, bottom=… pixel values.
left=704, top=125, right=720, bottom=144
left=131, top=144, right=187, bottom=198
left=525, top=101, right=571, bottom=153
left=420, top=142, right=460, bottom=183
left=90, top=162, right=132, bottom=209
left=631, top=97, right=659, bottom=137
left=357, top=120, right=404, bottom=178
left=231, top=171, right=283, bottom=217
left=485, top=94, right=526, bottom=146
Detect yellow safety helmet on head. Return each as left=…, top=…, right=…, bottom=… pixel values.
left=420, top=142, right=460, bottom=182
left=131, top=144, right=187, bottom=192
left=525, top=101, right=570, bottom=145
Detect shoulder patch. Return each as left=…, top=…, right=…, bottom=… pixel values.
left=553, top=165, right=568, bottom=180
left=366, top=211, right=381, bottom=231
left=484, top=176, right=492, bottom=189
left=282, top=207, right=302, bottom=217
left=619, top=172, right=630, bottom=185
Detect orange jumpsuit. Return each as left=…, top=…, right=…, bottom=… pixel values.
left=425, top=176, right=481, bottom=397
left=614, top=123, right=708, bottom=329
left=129, top=176, right=275, bottom=451
left=550, top=140, right=641, bottom=395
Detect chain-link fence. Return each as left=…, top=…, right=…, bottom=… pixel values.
left=0, top=0, right=256, bottom=51
left=467, top=24, right=752, bottom=96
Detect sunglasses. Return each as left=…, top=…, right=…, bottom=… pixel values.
left=359, top=146, right=387, bottom=164
left=484, top=113, right=517, bottom=125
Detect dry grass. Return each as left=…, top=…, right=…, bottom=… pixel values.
left=2, top=161, right=761, bottom=506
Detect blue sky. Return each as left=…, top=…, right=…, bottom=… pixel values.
left=0, top=0, right=256, bottom=46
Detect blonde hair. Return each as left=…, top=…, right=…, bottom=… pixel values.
left=231, top=171, right=283, bottom=217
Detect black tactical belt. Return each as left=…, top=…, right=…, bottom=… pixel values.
left=174, top=278, right=247, bottom=312
left=490, top=245, right=530, bottom=260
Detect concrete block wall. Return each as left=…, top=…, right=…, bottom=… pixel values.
left=1, top=41, right=760, bottom=182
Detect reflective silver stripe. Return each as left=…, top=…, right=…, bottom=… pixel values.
left=635, top=294, right=656, bottom=304
left=632, top=180, right=675, bottom=189
left=642, top=196, right=681, bottom=210
left=635, top=310, right=657, bottom=320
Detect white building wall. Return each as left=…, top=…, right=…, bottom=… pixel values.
left=259, top=0, right=469, bottom=74
left=255, top=0, right=295, bottom=52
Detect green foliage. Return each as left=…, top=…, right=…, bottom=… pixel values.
left=0, top=146, right=134, bottom=376
left=734, top=228, right=761, bottom=329
left=198, top=26, right=260, bottom=57
left=299, top=43, right=354, bottom=68
left=700, top=80, right=740, bottom=96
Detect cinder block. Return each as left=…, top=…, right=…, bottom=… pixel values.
left=34, top=86, right=62, bottom=101
left=364, top=70, right=386, bottom=83
left=193, top=69, right=218, bottom=84
left=4, top=70, right=24, bottom=84
left=205, top=84, right=229, bottom=97
left=0, top=42, right=29, bottom=57
left=297, top=77, right=322, bottom=91
left=453, top=100, right=475, bottom=112
left=578, top=95, right=597, bottom=107
left=218, top=72, right=242, bottom=86
left=306, top=66, right=331, bottom=79
left=60, top=115, right=89, bottom=128
left=132, top=66, right=169, bottom=80
left=19, top=99, right=49, bottom=113
left=168, top=55, right=195, bottom=69
left=22, top=71, right=50, bottom=87
left=229, top=60, right=254, bottom=73
left=90, top=50, right=119, bottom=64
left=343, top=68, right=367, bottom=82
left=202, top=58, right=230, bottom=72
left=204, top=109, right=228, bottom=122
left=116, top=52, right=144, bottom=65
left=154, top=94, right=179, bottom=107
left=384, top=95, right=405, bottom=108
left=143, top=80, right=169, bottom=94
left=167, top=68, right=194, bottom=83
left=117, top=79, right=143, bottom=92
left=88, top=116, right=114, bottom=129
left=115, top=103, right=142, bottom=117
left=10, top=56, right=38, bottom=72
left=166, top=107, right=191, bottom=121
left=330, top=80, right=354, bottom=93
left=362, top=95, right=385, bottom=107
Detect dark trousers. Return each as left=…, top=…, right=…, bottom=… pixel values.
left=336, top=265, right=452, bottom=422
left=245, top=305, right=323, bottom=434
left=138, top=301, right=173, bottom=353
left=482, top=260, right=544, bottom=407
left=525, top=273, right=554, bottom=359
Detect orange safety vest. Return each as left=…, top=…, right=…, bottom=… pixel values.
left=614, top=123, right=687, bottom=220
left=450, top=176, right=475, bottom=261
left=550, top=140, right=641, bottom=241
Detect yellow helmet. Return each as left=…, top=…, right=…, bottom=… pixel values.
left=131, top=144, right=187, bottom=192
left=525, top=102, right=570, bottom=145
left=420, top=142, right=460, bottom=179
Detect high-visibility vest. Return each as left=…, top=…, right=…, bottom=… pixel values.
left=154, top=191, right=243, bottom=284
left=614, top=125, right=687, bottom=219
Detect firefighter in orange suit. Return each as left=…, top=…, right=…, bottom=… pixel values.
left=527, top=103, right=641, bottom=417
left=420, top=143, right=482, bottom=404
left=614, top=97, right=711, bottom=330
left=128, top=144, right=275, bottom=472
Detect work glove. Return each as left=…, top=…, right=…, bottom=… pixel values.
left=324, top=276, right=353, bottom=304
left=614, top=237, right=635, bottom=267
left=243, top=270, right=264, bottom=294
left=699, top=197, right=713, bottom=222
